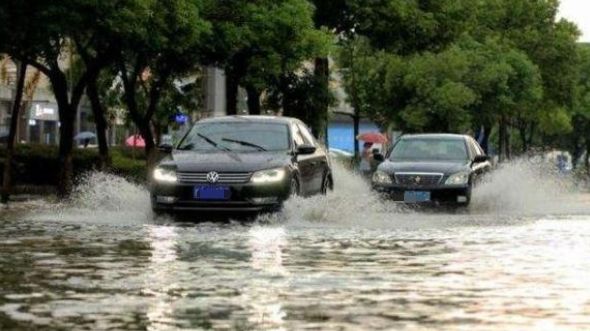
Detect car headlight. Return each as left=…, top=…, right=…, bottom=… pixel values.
left=251, top=167, right=287, bottom=184
left=372, top=170, right=392, bottom=185
left=445, top=172, right=469, bottom=185
left=153, top=167, right=177, bottom=183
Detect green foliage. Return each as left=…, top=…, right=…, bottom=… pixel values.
left=267, top=68, right=336, bottom=136
left=336, top=0, right=578, bottom=157
left=348, top=0, right=475, bottom=54
left=204, top=0, right=332, bottom=100
left=0, top=145, right=147, bottom=185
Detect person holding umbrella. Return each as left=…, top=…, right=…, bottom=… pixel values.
left=357, top=132, right=388, bottom=178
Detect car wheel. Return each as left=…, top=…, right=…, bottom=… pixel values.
left=290, top=177, right=300, bottom=197
left=321, top=174, right=333, bottom=195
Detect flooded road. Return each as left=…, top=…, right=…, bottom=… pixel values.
left=2, top=162, right=590, bottom=330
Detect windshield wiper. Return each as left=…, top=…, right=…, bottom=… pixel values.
left=197, top=133, right=232, bottom=152
left=221, top=138, right=267, bottom=151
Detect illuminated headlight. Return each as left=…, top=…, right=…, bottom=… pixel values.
left=445, top=172, right=469, bottom=185
left=251, top=168, right=286, bottom=184
left=372, top=170, right=392, bottom=185
left=153, top=167, right=177, bottom=183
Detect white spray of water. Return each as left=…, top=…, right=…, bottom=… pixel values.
left=23, top=158, right=590, bottom=226
left=29, top=172, right=153, bottom=224
left=470, top=158, right=588, bottom=216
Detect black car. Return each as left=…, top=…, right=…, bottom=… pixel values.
left=150, top=116, right=333, bottom=214
left=371, top=134, right=491, bottom=206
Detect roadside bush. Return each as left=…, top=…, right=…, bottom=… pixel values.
left=0, top=144, right=147, bottom=187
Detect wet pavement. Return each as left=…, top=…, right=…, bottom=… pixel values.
left=1, top=162, right=590, bottom=330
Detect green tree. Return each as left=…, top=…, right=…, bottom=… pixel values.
left=568, top=44, right=590, bottom=171
left=115, top=0, right=210, bottom=168
left=0, top=0, right=141, bottom=196
left=475, top=0, right=580, bottom=153
left=204, top=0, right=330, bottom=118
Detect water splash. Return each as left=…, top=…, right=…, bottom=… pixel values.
left=21, top=157, right=590, bottom=226
left=470, top=158, right=586, bottom=216
left=266, top=162, right=414, bottom=227
left=29, top=172, right=153, bottom=224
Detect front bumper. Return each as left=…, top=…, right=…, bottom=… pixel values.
left=150, top=179, right=291, bottom=213
left=372, top=184, right=471, bottom=204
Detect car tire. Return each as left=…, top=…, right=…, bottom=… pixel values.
left=321, top=174, right=333, bottom=195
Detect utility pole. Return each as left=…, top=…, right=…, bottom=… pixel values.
left=349, top=39, right=360, bottom=160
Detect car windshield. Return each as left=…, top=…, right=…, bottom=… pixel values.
left=389, top=138, right=468, bottom=162
left=177, top=122, right=290, bottom=152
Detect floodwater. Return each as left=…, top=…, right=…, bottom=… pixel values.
left=2, top=161, right=590, bottom=330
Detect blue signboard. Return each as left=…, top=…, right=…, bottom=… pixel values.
left=174, top=114, right=189, bottom=125
left=328, top=121, right=380, bottom=153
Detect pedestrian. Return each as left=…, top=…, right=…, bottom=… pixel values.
left=359, top=142, right=374, bottom=178
left=83, top=138, right=90, bottom=148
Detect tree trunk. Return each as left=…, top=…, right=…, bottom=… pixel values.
left=87, top=79, right=110, bottom=170
left=226, top=71, right=239, bottom=115
left=506, top=124, right=512, bottom=160
left=1, top=61, right=27, bottom=204
left=518, top=123, right=528, bottom=154
left=527, top=123, right=536, bottom=150
left=498, top=117, right=507, bottom=163
left=480, top=125, right=492, bottom=155
left=314, top=57, right=330, bottom=144
left=353, top=114, right=360, bottom=160
left=136, top=120, right=158, bottom=170
left=153, top=121, right=162, bottom=146
left=246, top=85, right=261, bottom=115
left=48, top=63, right=89, bottom=198
left=57, top=108, right=75, bottom=198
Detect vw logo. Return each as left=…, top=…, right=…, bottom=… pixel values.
left=206, top=171, right=220, bottom=183
left=414, top=176, right=422, bottom=184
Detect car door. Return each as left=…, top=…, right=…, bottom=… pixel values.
left=297, top=123, right=327, bottom=193
left=292, top=124, right=316, bottom=196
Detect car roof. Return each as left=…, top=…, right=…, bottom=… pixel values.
left=197, top=115, right=299, bottom=125
left=400, top=133, right=468, bottom=140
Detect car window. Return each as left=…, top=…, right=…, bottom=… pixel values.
left=297, top=123, right=316, bottom=146
left=389, top=138, right=469, bottom=161
left=178, top=122, right=290, bottom=152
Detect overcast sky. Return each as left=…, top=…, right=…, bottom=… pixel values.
left=559, top=0, right=590, bottom=42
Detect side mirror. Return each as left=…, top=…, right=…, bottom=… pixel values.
left=296, top=144, right=316, bottom=155
left=473, top=155, right=489, bottom=163
left=373, top=153, right=385, bottom=162
left=158, top=143, right=174, bottom=153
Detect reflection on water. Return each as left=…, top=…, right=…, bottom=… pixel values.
left=1, top=160, right=590, bottom=330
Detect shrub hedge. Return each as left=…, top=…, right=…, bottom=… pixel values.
left=0, top=145, right=148, bottom=187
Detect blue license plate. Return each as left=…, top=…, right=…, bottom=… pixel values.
left=194, top=186, right=231, bottom=200
left=404, top=191, right=431, bottom=203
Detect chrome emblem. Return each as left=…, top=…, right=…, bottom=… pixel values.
left=414, top=176, right=422, bottom=184
left=206, top=171, right=220, bottom=183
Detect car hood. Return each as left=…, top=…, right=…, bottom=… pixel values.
left=378, top=160, right=469, bottom=175
left=159, top=151, right=292, bottom=173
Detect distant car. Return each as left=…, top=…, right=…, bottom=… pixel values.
left=371, top=134, right=491, bottom=206
left=150, top=116, right=333, bottom=214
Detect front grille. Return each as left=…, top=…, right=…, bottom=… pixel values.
left=177, top=172, right=252, bottom=184
left=394, top=173, right=443, bottom=187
